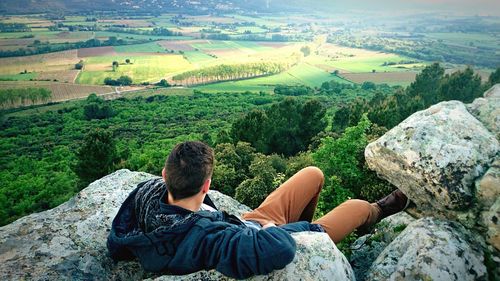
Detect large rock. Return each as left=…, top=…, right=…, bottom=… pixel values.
left=365, top=100, right=498, bottom=218
left=466, top=84, right=500, bottom=140
left=350, top=212, right=415, bottom=281
left=0, top=169, right=354, bottom=281
left=365, top=218, right=488, bottom=281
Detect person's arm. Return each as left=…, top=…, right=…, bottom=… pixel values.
left=173, top=222, right=297, bottom=279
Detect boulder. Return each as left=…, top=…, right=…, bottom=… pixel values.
left=476, top=158, right=500, bottom=211
left=0, top=169, right=354, bottom=281
left=365, top=217, right=488, bottom=281
left=350, top=212, right=415, bottom=281
left=365, top=100, right=498, bottom=219
left=466, top=83, right=500, bottom=140
left=481, top=197, right=500, bottom=252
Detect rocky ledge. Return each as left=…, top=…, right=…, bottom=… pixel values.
left=0, top=170, right=354, bottom=281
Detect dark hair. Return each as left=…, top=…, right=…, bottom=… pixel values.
left=165, top=141, right=214, bottom=200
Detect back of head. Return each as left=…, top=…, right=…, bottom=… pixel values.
left=165, top=141, right=214, bottom=200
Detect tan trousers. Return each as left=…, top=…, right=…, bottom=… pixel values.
left=242, top=166, right=381, bottom=243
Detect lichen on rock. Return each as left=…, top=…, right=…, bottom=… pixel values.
left=365, top=100, right=498, bottom=219
left=365, top=218, right=487, bottom=281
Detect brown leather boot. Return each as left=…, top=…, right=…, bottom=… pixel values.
left=376, top=189, right=410, bottom=222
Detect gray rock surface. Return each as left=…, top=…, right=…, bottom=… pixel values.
left=476, top=158, right=500, bottom=211
left=350, top=213, right=415, bottom=281
left=0, top=169, right=354, bottom=281
left=365, top=217, right=487, bottom=281
left=467, top=83, right=500, bottom=140
left=481, top=197, right=500, bottom=252
left=365, top=100, right=498, bottom=218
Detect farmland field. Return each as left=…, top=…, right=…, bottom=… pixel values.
left=0, top=11, right=494, bottom=110
left=0, top=81, right=115, bottom=107
left=0, top=72, right=38, bottom=81
left=425, top=32, right=499, bottom=49
left=320, top=54, right=421, bottom=73
left=341, top=72, right=418, bottom=85
left=196, top=63, right=348, bottom=93
left=182, top=51, right=216, bottom=64
left=0, top=50, right=79, bottom=74
left=76, top=54, right=192, bottom=84
left=113, top=42, right=168, bottom=53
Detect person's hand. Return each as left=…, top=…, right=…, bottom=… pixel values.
left=262, top=222, right=276, bottom=229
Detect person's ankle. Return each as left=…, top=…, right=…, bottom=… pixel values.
left=376, top=189, right=409, bottom=222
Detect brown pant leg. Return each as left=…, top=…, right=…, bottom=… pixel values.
left=242, top=166, right=324, bottom=225
left=313, top=199, right=381, bottom=243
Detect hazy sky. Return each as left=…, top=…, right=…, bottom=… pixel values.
left=284, top=0, right=500, bottom=16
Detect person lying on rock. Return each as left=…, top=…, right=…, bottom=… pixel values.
left=107, top=141, right=409, bottom=279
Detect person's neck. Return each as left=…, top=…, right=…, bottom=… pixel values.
left=167, top=192, right=203, bottom=212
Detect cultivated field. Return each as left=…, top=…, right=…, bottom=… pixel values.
left=2, top=12, right=492, bottom=105
left=341, top=72, right=418, bottom=85
left=0, top=81, right=116, bottom=108
left=76, top=54, right=192, bottom=84
left=196, top=62, right=347, bottom=93
left=0, top=50, right=79, bottom=74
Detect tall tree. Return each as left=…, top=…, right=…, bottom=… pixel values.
left=488, top=67, right=500, bottom=86
left=231, top=109, right=269, bottom=153
left=438, top=67, right=482, bottom=103
left=407, top=62, right=444, bottom=106
left=74, top=128, right=118, bottom=186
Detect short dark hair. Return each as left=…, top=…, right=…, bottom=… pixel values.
left=165, top=141, right=214, bottom=200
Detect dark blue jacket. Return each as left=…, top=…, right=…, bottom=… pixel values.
left=107, top=181, right=323, bottom=279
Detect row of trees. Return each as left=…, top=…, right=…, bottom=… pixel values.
left=0, top=23, right=31, bottom=32
left=0, top=88, right=51, bottom=108
left=104, top=76, right=132, bottom=86
left=172, top=62, right=292, bottom=86
left=104, top=27, right=182, bottom=37
left=274, top=85, right=313, bottom=96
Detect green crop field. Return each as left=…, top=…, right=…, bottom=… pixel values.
left=325, top=54, right=418, bottom=73
left=95, top=31, right=191, bottom=41
left=76, top=54, right=193, bottom=84
left=114, top=42, right=167, bottom=53
left=191, top=40, right=271, bottom=52
left=196, top=63, right=348, bottom=93
left=425, top=32, right=500, bottom=49
left=182, top=51, right=216, bottom=64
left=0, top=72, right=38, bottom=81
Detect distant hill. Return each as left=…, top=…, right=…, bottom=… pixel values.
left=0, top=0, right=314, bottom=15
left=0, top=0, right=260, bottom=14
left=1, top=0, right=498, bottom=16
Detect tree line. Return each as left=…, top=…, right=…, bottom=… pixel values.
left=172, top=62, right=292, bottom=86
left=103, top=27, right=182, bottom=37
left=0, top=23, right=31, bottom=32
left=0, top=88, right=51, bottom=108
